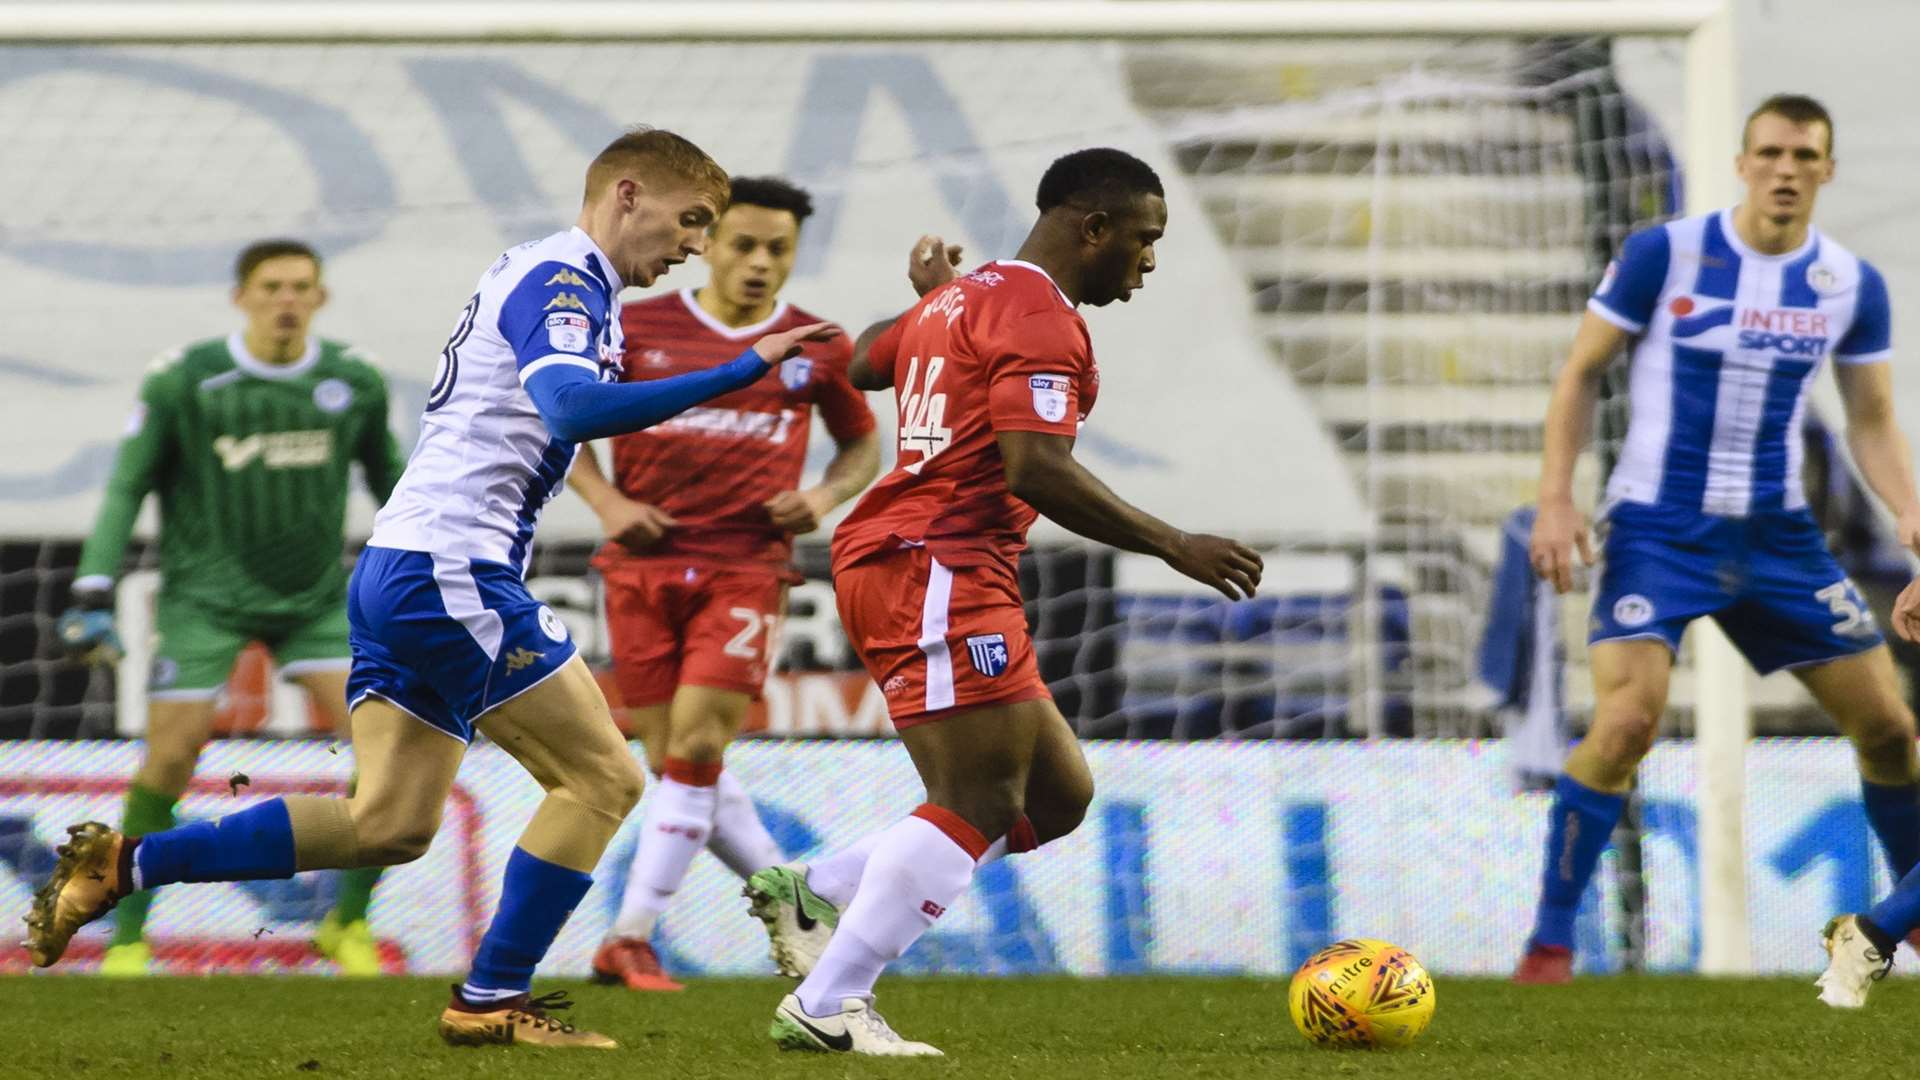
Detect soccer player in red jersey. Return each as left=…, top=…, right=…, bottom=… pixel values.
left=749, top=148, right=1264, bottom=1056
left=567, top=177, right=881, bottom=991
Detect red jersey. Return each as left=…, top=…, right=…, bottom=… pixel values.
left=831, top=260, right=1098, bottom=574
left=601, top=290, right=875, bottom=570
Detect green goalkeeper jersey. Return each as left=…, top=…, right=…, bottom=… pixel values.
left=76, top=334, right=405, bottom=621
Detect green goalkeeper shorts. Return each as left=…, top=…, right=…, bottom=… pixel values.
left=148, top=594, right=351, bottom=697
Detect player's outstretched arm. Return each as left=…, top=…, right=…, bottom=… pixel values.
left=1529, top=311, right=1628, bottom=595
left=566, top=442, right=677, bottom=551
left=997, top=429, right=1262, bottom=601
left=524, top=322, right=839, bottom=442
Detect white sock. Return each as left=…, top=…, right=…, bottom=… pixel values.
left=707, top=769, right=784, bottom=879
left=609, top=774, right=717, bottom=941
left=795, top=809, right=982, bottom=1016
left=804, top=831, right=884, bottom=908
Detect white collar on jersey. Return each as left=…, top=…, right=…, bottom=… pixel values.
left=569, top=226, right=625, bottom=295
left=678, top=287, right=792, bottom=340
left=1717, top=206, right=1820, bottom=263
left=993, top=259, right=1075, bottom=309
left=226, top=332, right=319, bottom=380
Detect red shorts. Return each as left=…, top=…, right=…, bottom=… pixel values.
left=601, top=561, right=787, bottom=707
left=834, top=545, right=1049, bottom=727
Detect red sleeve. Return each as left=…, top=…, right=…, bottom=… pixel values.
left=986, top=311, right=1088, bottom=437
left=815, top=338, right=877, bottom=441
left=864, top=313, right=908, bottom=386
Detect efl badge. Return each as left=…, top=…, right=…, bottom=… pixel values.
left=546, top=312, right=590, bottom=353
left=312, top=377, right=353, bottom=414
left=1596, top=258, right=1618, bottom=297
left=966, top=633, right=1009, bottom=678
left=1029, top=375, right=1070, bottom=423
left=781, top=357, right=813, bottom=391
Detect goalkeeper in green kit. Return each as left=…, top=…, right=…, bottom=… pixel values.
left=59, top=239, right=405, bottom=976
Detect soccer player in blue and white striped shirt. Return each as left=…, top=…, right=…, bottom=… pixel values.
left=1517, top=94, right=1920, bottom=997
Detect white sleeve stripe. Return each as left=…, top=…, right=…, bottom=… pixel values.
left=1833, top=348, right=1893, bottom=365
left=1586, top=297, right=1645, bottom=333
left=517, top=354, right=600, bottom=384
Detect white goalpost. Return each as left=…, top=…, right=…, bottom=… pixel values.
left=0, top=1, right=1754, bottom=973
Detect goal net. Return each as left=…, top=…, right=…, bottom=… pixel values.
left=0, top=25, right=1698, bottom=740
left=0, top=5, right=1791, bottom=978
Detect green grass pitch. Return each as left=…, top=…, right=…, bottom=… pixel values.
left=5, top=974, right=1914, bottom=1079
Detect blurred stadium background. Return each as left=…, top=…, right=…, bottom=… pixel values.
left=3, top=0, right=1920, bottom=982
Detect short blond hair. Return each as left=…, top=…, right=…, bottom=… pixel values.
left=584, top=126, right=730, bottom=206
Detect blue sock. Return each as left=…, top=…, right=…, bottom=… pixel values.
left=1529, top=774, right=1626, bottom=951
left=1862, top=780, right=1920, bottom=881
left=462, top=847, right=594, bottom=999
left=133, top=798, right=296, bottom=888
left=1869, top=858, right=1920, bottom=942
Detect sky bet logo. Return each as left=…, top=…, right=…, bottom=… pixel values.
left=1668, top=295, right=1831, bottom=356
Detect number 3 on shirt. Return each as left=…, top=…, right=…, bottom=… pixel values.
left=898, top=355, right=952, bottom=474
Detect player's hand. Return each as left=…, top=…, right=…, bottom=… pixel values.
left=764, top=487, right=837, bottom=535
left=752, top=322, right=841, bottom=364
left=909, top=235, right=964, bottom=297
left=1894, top=577, right=1920, bottom=643
left=1529, top=497, right=1592, bottom=595
left=1164, top=533, right=1264, bottom=601
left=596, top=495, right=677, bottom=552
left=56, top=594, right=122, bottom=667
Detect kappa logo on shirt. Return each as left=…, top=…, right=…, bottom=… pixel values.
left=544, top=268, right=589, bottom=288
left=544, top=292, right=588, bottom=312
left=504, top=647, right=546, bottom=674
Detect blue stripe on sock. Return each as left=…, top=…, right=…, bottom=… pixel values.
left=133, top=797, right=296, bottom=888
left=1530, top=774, right=1627, bottom=951
left=465, top=847, right=594, bottom=996
left=1862, top=780, right=1920, bottom=881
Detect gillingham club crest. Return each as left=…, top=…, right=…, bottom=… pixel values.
left=966, top=633, right=1010, bottom=677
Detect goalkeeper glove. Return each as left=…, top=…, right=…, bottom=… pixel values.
left=57, top=583, right=121, bottom=665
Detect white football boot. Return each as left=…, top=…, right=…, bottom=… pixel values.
left=769, top=993, right=943, bottom=1057
left=1816, top=914, right=1893, bottom=1009
left=743, top=862, right=838, bottom=977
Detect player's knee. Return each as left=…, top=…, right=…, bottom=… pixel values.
left=1851, top=710, right=1918, bottom=772
left=1590, top=701, right=1660, bottom=766
left=356, top=818, right=437, bottom=866
left=574, top=753, right=646, bottom=818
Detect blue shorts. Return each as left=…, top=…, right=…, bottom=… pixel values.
left=346, top=546, right=577, bottom=742
left=1588, top=502, right=1882, bottom=674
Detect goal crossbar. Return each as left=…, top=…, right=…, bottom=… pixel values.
left=5, top=1, right=1728, bottom=44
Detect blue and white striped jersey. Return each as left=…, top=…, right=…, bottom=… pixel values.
left=1591, top=208, right=1891, bottom=517
left=370, top=227, right=624, bottom=571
